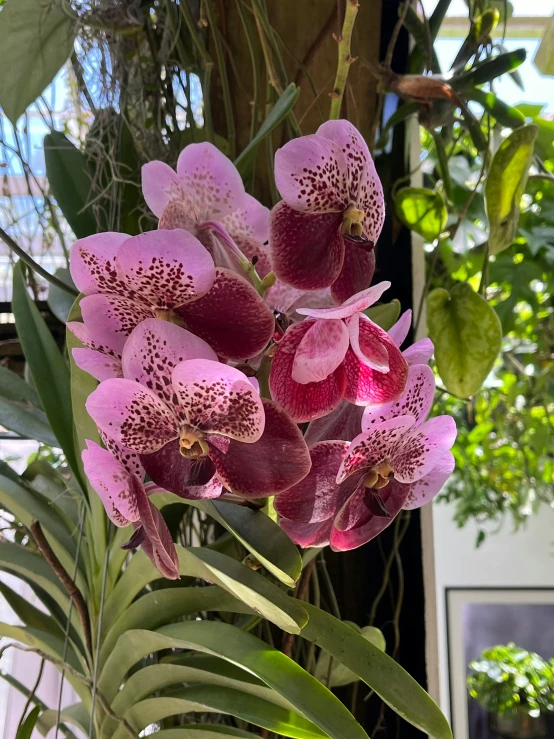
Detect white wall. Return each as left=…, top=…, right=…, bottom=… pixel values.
left=431, top=499, right=554, bottom=717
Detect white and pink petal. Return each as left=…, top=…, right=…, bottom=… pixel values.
left=291, top=318, right=349, bottom=384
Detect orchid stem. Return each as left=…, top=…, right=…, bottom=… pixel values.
left=329, top=0, right=360, bottom=120
left=0, top=226, right=78, bottom=297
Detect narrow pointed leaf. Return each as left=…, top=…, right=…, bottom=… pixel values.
left=12, top=262, right=80, bottom=479
left=0, top=366, right=58, bottom=446
left=99, top=624, right=369, bottom=739
left=138, top=727, right=257, bottom=738
left=453, top=48, right=526, bottom=90
left=15, top=706, right=41, bottom=739
left=300, top=603, right=452, bottom=739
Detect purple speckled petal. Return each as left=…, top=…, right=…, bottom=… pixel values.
left=69, top=232, right=130, bottom=296
left=82, top=440, right=140, bottom=526
left=402, top=450, right=455, bottom=510
left=274, top=133, right=349, bottom=213
left=391, top=415, right=457, bottom=484
left=72, top=348, right=121, bottom=382
left=361, top=364, right=435, bottom=431
left=80, top=293, right=151, bottom=357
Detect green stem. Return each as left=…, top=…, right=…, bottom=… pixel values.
left=329, top=0, right=360, bottom=120
left=478, top=243, right=490, bottom=295
left=432, top=130, right=453, bottom=201
left=0, top=227, right=78, bottom=297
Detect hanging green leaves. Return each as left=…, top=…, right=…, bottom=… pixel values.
left=485, top=124, right=538, bottom=255
left=428, top=282, right=502, bottom=397
left=394, top=188, right=448, bottom=241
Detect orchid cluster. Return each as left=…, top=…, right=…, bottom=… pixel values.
left=68, top=120, right=456, bottom=579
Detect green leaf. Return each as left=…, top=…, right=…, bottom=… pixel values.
left=0, top=580, right=64, bottom=640
left=394, top=188, right=448, bottom=241
left=0, top=366, right=58, bottom=446
left=47, top=268, right=78, bottom=323
left=0, top=0, right=76, bottom=124
left=300, top=603, right=452, bottom=739
left=235, top=84, right=300, bottom=178
left=375, top=102, right=420, bottom=150
left=38, top=703, right=90, bottom=737
left=365, top=300, right=401, bottom=330
left=112, top=688, right=329, bottom=739
left=427, top=282, right=502, bottom=397
left=534, top=11, right=554, bottom=77
left=103, top=545, right=308, bottom=635
left=466, top=89, right=525, bottom=129
left=44, top=132, right=97, bottom=239
left=314, top=624, right=386, bottom=687
left=0, top=622, right=82, bottom=675
left=453, top=48, right=526, bottom=90
left=485, top=125, right=538, bottom=255
left=99, top=623, right=369, bottom=739
left=139, top=727, right=257, bottom=739
left=197, top=499, right=302, bottom=586
left=12, top=262, right=80, bottom=477
left=99, top=585, right=251, bottom=667
left=15, top=706, right=41, bottom=739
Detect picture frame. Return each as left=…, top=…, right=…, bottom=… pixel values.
left=445, top=587, right=554, bottom=739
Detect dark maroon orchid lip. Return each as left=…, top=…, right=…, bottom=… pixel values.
left=343, top=233, right=375, bottom=252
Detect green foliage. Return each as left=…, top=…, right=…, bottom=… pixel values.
left=468, top=644, right=554, bottom=718
left=0, top=0, right=76, bottom=124
left=394, top=187, right=448, bottom=241
left=428, top=282, right=502, bottom=398
left=486, top=125, right=538, bottom=255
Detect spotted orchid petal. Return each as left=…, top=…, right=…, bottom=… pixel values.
left=72, top=348, right=121, bottom=382
left=69, top=232, right=130, bottom=295
left=304, top=401, right=364, bottom=446
left=158, top=198, right=198, bottom=232
left=141, top=160, right=188, bottom=219
left=222, top=193, right=270, bottom=249
left=279, top=518, right=332, bottom=548
left=101, top=432, right=145, bottom=482
left=274, top=134, right=349, bottom=213
left=297, top=281, right=390, bottom=320
left=171, top=359, right=265, bottom=442
left=80, top=293, right=151, bottom=357
left=403, top=338, right=434, bottom=367
left=176, top=142, right=246, bottom=222
left=330, top=241, right=376, bottom=304
left=175, top=268, right=275, bottom=361
left=141, top=440, right=223, bottom=499
left=86, top=378, right=179, bottom=454
left=337, top=416, right=416, bottom=483
left=134, top=495, right=180, bottom=580
left=269, top=320, right=347, bottom=423
left=291, top=319, right=349, bottom=384
left=274, top=441, right=356, bottom=524
left=362, top=364, right=435, bottom=431
left=402, top=450, right=455, bottom=510
left=269, top=202, right=344, bottom=291
left=388, top=310, right=412, bottom=348
left=82, top=440, right=141, bottom=526
left=121, top=319, right=217, bottom=410
left=342, top=315, right=408, bottom=405
left=115, top=229, right=215, bottom=309
left=316, top=120, right=384, bottom=240
left=208, top=399, right=311, bottom=497
left=329, top=481, right=410, bottom=552
left=391, top=415, right=457, bottom=484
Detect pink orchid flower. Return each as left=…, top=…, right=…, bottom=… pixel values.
left=269, top=120, right=385, bottom=303
left=85, top=320, right=311, bottom=498
left=269, top=282, right=408, bottom=423
left=68, top=228, right=274, bottom=363
left=304, top=308, right=434, bottom=446
left=275, top=364, right=456, bottom=551
left=142, top=141, right=272, bottom=277
left=83, top=440, right=180, bottom=579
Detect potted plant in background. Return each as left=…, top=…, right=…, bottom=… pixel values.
left=468, top=643, right=554, bottom=738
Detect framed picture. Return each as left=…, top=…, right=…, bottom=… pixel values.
left=445, top=588, right=554, bottom=739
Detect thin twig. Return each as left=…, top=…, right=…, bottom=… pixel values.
left=0, top=644, right=136, bottom=739
left=0, top=227, right=78, bottom=297
left=16, top=658, right=45, bottom=735
left=30, top=521, right=93, bottom=657
left=329, top=0, right=359, bottom=119
left=282, top=557, right=317, bottom=658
